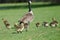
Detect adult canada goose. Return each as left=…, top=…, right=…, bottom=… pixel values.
left=19, top=0, right=34, bottom=23
left=18, top=0, right=34, bottom=31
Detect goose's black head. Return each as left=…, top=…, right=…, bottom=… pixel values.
left=28, top=0, right=32, bottom=12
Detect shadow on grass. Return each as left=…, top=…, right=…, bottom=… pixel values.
left=0, top=4, right=60, bottom=10
left=12, top=32, right=17, bottom=34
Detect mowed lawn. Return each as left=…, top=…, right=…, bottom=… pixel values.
left=0, top=3, right=60, bottom=40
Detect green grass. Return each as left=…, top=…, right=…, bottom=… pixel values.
left=0, top=3, right=60, bottom=40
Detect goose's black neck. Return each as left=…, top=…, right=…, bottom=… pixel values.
left=28, top=0, right=31, bottom=12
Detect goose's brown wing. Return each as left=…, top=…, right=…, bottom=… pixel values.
left=20, top=12, right=34, bottom=23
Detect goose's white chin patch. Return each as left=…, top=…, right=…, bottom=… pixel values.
left=29, top=1, right=32, bottom=4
